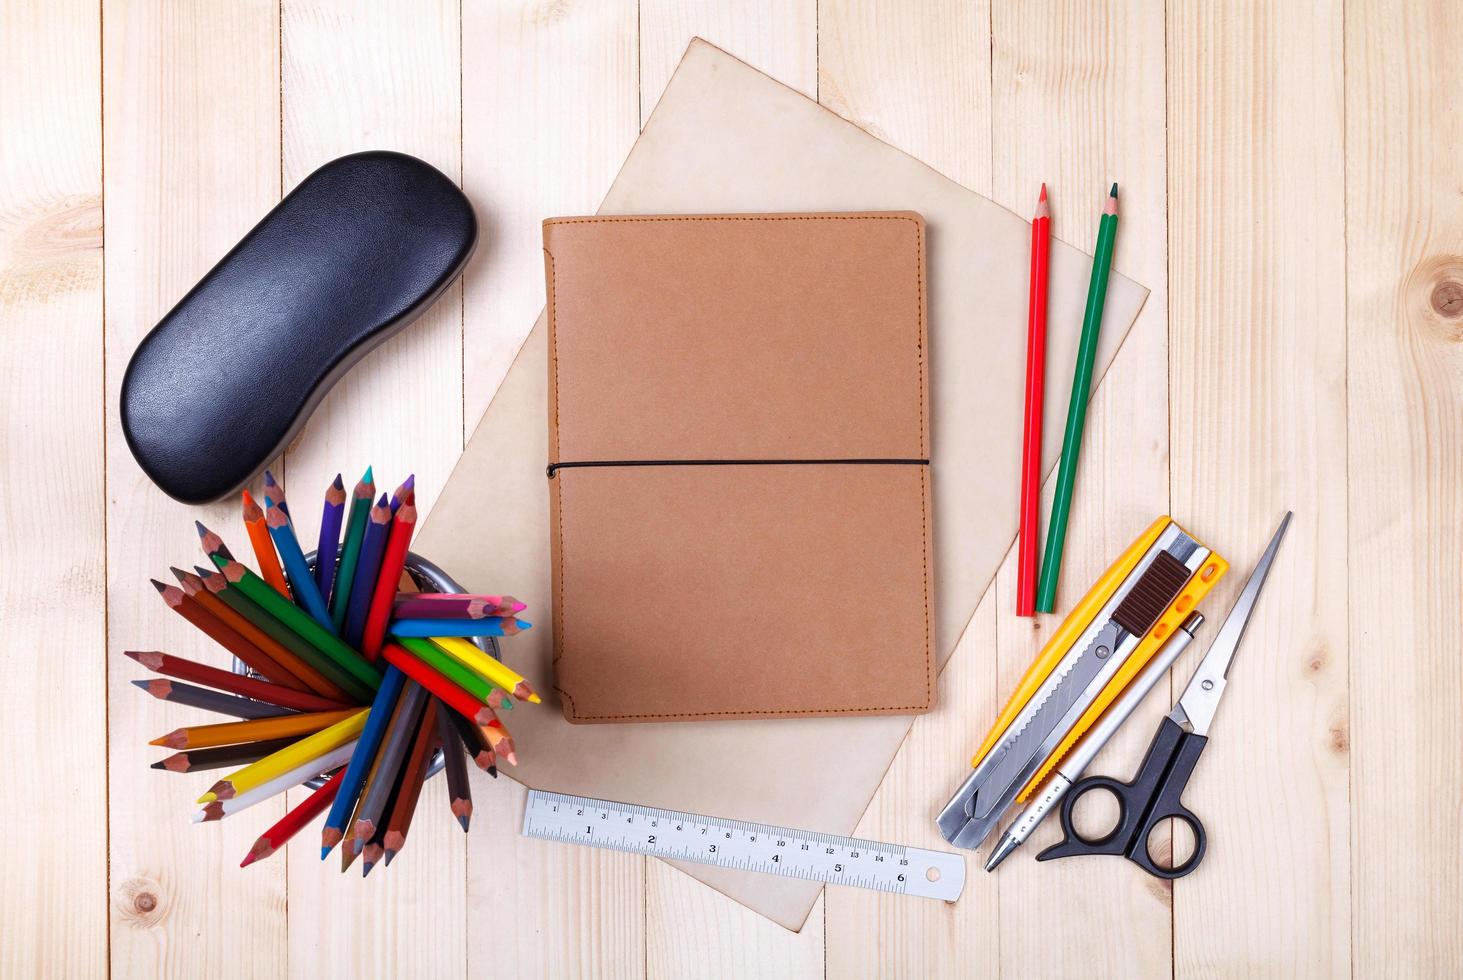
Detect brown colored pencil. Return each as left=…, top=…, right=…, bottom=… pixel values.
left=446, top=708, right=498, bottom=776
left=149, top=708, right=357, bottom=749
left=195, top=565, right=354, bottom=702
left=152, top=578, right=302, bottom=692
left=436, top=700, right=473, bottom=830
left=131, top=678, right=295, bottom=720
left=171, top=567, right=313, bottom=693
left=194, top=520, right=234, bottom=561
left=151, top=736, right=300, bottom=773
left=382, top=699, right=439, bottom=864
left=125, top=651, right=349, bottom=714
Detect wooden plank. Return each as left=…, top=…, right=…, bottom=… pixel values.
left=276, top=2, right=466, bottom=975
left=638, top=0, right=816, bottom=118
left=461, top=0, right=640, bottom=425
left=636, top=4, right=821, bottom=972
left=1345, top=0, right=1463, bottom=973
left=817, top=0, right=992, bottom=194
left=460, top=3, right=644, bottom=977
left=101, top=1, right=285, bottom=975
left=988, top=2, right=1172, bottom=975
left=0, top=1, right=106, bottom=975
left=825, top=597, right=1000, bottom=979
left=814, top=2, right=994, bottom=973
left=1167, top=2, right=1349, bottom=975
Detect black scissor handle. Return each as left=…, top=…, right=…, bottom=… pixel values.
left=1037, top=716, right=1210, bottom=879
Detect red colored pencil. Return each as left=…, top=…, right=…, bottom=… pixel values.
left=380, top=642, right=498, bottom=726
left=124, top=651, right=350, bottom=714
left=240, top=764, right=348, bottom=867
left=359, top=490, right=416, bottom=661
left=1016, top=183, right=1052, bottom=617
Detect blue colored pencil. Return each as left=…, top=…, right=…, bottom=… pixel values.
left=315, top=474, right=347, bottom=602
left=263, top=469, right=291, bottom=522
left=343, top=494, right=392, bottom=648
left=264, top=499, right=335, bottom=632
left=320, top=664, right=406, bottom=858
left=389, top=617, right=530, bottom=639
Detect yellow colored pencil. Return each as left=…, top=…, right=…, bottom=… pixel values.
left=149, top=708, right=359, bottom=751
left=428, top=636, right=541, bottom=703
left=198, top=709, right=369, bottom=803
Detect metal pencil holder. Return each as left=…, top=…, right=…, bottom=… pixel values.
left=232, top=549, right=499, bottom=788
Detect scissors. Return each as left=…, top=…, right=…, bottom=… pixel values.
left=1035, top=512, right=1291, bottom=879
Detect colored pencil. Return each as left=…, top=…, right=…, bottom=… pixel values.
left=196, top=744, right=354, bottom=822
left=380, top=642, right=500, bottom=725
left=197, top=565, right=356, bottom=702
left=1016, top=183, right=1052, bottom=618
left=170, top=566, right=313, bottom=692
left=351, top=681, right=428, bottom=854
left=132, top=679, right=296, bottom=720
left=263, top=468, right=291, bottom=522
left=1036, top=184, right=1119, bottom=613
left=383, top=700, right=439, bottom=864
left=125, top=650, right=349, bottom=714
left=201, top=708, right=369, bottom=801
left=314, top=474, right=347, bottom=602
left=330, top=467, right=375, bottom=630
left=436, top=703, right=473, bottom=828
left=241, top=490, right=290, bottom=597
left=152, top=579, right=303, bottom=690
left=394, top=636, right=514, bottom=711
left=340, top=696, right=407, bottom=867
left=150, top=708, right=358, bottom=750
left=428, top=636, right=541, bottom=703
left=343, top=495, right=392, bottom=648
left=391, top=594, right=525, bottom=619
left=360, top=490, right=416, bottom=660
left=389, top=474, right=414, bottom=514
left=482, top=718, right=517, bottom=765
left=242, top=767, right=347, bottom=867
left=194, top=520, right=234, bottom=561
left=152, top=737, right=299, bottom=774
left=265, top=499, right=334, bottom=631
left=211, top=556, right=380, bottom=700
left=447, top=709, right=498, bottom=775
left=321, top=665, right=406, bottom=858
left=389, top=616, right=528, bottom=639
left=194, top=565, right=347, bottom=699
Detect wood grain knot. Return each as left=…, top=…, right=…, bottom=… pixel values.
left=1329, top=723, right=1349, bottom=754
left=1431, top=279, right=1463, bottom=318
left=115, top=876, right=167, bottom=928
left=1407, top=255, right=1463, bottom=342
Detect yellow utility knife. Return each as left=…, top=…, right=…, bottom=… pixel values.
left=936, top=516, right=1227, bottom=850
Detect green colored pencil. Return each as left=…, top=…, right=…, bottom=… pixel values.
left=198, top=565, right=363, bottom=702
left=212, top=555, right=381, bottom=699
left=331, top=466, right=375, bottom=630
left=1036, top=184, right=1119, bottom=613
left=393, top=636, right=514, bottom=711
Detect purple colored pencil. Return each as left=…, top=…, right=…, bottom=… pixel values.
left=315, top=474, right=347, bottom=600
left=343, top=494, right=392, bottom=647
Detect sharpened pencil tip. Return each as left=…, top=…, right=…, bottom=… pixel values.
left=363, top=465, right=373, bottom=482
left=1039, top=182, right=1047, bottom=201
left=194, top=520, right=207, bottom=536
left=457, top=815, right=471, bottom=832
left=149, top=578, right=167, bottom=593
left=1110, top=182, right=1118, bottom=196
left=320, top=847, right=331, bottom=860
left=331, top=473, right=344, bottom=490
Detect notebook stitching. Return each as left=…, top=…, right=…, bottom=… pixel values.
left=550, top=214, right=933, bottom=719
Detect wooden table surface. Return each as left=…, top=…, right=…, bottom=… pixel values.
left=3, top=1, right=1459, bottom=976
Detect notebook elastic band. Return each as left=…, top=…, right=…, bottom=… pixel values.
left=546, top=458, right=930, bottom=478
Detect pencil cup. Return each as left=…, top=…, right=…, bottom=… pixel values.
left=231, top=549, right=500, bottom=788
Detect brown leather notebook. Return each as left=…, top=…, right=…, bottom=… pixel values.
left=544, top=213, right=933, bottom=723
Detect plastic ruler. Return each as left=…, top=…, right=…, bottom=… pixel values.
left=522, top=790, right=965, bottom=901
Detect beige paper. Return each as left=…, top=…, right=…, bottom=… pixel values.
left=417, top=38, right=1148, bottom=930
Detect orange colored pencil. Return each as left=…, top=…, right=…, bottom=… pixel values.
left=359, top=490, right=416, bottom=661
left=242, top=490, right=290, bottom=597
left=149, top=708, right=358, bottom=749
left=481, top=719, right=517, bottom=766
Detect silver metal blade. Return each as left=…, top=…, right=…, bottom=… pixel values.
left=1171, top=512, right=1291, bottom=735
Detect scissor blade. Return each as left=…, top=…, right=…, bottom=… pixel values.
left=1171, top=512, right=1291, bottom=735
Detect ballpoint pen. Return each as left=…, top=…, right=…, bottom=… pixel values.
left=985, top=610, right=1205, bottom=871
